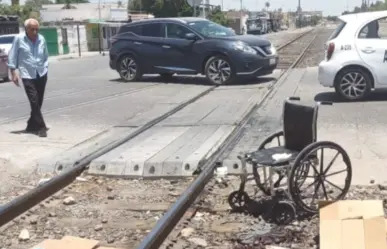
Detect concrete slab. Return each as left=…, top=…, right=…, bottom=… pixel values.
left=89, top=75, right=276, bottom=177
left=119, top=85, right=212, bottom=127
left=89, top=126, right=190, bottom=176
left=38, top=127, right=137, bottom=173
left=158, top=81, right=271, bottom=127
left=89, top=125, right=236, bottom=178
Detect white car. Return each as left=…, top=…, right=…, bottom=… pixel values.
left=0, top=34, right=16, bottom=55
left=318, top=10, right=387, bottom=101
left=0, top=34, right=16, bottom=81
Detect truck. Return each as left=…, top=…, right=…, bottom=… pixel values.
left=0, top=15, right=19, bottom=35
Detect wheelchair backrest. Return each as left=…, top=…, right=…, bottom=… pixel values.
left=283, top=100, right=317, bottom=151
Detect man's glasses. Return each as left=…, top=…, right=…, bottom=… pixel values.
left=29, top=28, right=39, bottom=32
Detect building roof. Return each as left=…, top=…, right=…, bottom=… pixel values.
left=40, top=3, right=128, bottom=22
left=41, top=3, right=126, bottom=10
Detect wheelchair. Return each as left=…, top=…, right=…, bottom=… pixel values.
left=228, top=97, right=352, bottom=224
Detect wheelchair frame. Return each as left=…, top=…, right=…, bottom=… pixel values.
left=228, top=97, right=352, bottom=224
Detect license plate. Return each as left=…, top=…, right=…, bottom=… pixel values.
left=269, top=58, right=276, bottom=65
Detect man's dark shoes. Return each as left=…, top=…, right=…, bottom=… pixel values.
left=37, top=128, right=47, bottom=137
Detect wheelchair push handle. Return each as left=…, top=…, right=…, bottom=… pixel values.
left=288, top=96, right=301, bottom=101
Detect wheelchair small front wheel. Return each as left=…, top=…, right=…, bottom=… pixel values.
left=288, top=141, right=352, bottom=213
left=271, top=201, right=296, bottom=225
left=228, top=191, right=250, bottom=212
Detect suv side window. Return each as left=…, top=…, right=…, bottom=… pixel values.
left=118, top=25, right=141, bottom=35
left=141, top=23, right=164, bottom=37
left=358, top=17, right=387, bottom=39
left=166, top=23, right=191, bottom=39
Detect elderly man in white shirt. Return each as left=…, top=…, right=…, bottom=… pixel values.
left=8, top=18, right=49, bottom=137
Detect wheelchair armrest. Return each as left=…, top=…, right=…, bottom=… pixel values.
left=317, top=101, right=333, bottom=105
left=258, top=131, right=284, bottom=150
left=288, top=96, right=300, bottom=101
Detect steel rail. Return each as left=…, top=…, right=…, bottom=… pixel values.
left=136, top=29, right=319, bottom=249
left=0, top=86, right=216, bottom=227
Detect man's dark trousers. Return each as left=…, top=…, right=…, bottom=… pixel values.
left=22, top=73, right=47, bottom=132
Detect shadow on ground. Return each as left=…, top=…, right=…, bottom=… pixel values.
left=315, top=89, right=387, bottom=103
left=229, top=190, right=314, bottom=225
left=110, top=75, right=276, bottom=86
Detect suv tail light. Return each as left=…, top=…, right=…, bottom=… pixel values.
left=326, top=42, right=335, bottom=61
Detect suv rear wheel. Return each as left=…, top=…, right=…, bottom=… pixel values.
left=204, top=55, right=234, bottom=85
left=334, top=67, right=372, bottom=101
left=118, top=54, right=142, bottom=82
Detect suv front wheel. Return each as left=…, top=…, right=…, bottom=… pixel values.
left=204, top=55, right=235, bottom=85
left=118, top=54, right=142, bottom=82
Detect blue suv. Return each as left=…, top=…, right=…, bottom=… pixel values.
left=109, top=17, right=278, bottom=85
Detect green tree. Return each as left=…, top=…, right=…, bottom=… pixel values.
left=207, top=6, right=229, bottom=26
left=310, top=15, right=321, bottom=26
left=128, top=0, right=193, bottom=17
left=265, top=1, right=270, bottom=10
left=0, top=4, right=38, bottom=23
left=56, top=0, right=89, bottom=9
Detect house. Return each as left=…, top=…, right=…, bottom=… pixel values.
left=225, top=10, right=249, bottom=34
left=40, top=3, right=128, bottom=23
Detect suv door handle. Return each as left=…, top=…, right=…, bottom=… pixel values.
left=133, top=42, right=142, bottom=45
left=162, top=45, right=171, bottom=49
left=361, top=47, right=375, bottom=53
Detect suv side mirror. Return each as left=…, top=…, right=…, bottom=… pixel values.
left=185, top=33, right=198, bottom=40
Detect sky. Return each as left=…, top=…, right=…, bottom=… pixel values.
left=0, top=0, right=376, bottom=16
left=206, top=0, right=371, bottom=16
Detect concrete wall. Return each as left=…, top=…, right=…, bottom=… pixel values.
left=66, top=25, right=88, bottom=54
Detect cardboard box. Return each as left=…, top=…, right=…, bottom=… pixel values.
left=319, top=200, right=387, bottom=249
left=30, top=236, right=122, bottom=249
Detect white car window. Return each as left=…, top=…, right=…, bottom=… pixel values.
left=328, top=20, right=346, bottom=41
left=358, top=17, right=387, bottom=39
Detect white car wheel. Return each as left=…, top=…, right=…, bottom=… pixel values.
left=335, top=68, right=372, bottom=101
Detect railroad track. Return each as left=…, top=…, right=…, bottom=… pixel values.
left=276, top=30, right=318, bottom=69
left=137, top=29, right=319, bottom=249
left=0, top=28, right=319, bottom=249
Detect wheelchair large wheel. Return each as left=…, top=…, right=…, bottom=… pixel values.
left=288, top=141, right=352, bottom=213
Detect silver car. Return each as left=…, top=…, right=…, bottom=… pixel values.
left=0, top=34, right=16, bottom=82
left=0, top=48, right=9, bottom=81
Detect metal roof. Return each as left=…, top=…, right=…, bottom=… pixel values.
left=125, top=17, right=208, bottom=26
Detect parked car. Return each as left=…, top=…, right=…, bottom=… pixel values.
left=0, top=48, right=9, bottom=81
left=0, top=34, right=16, bottom=55
left=318, top=10, right=387, bottom=101
left=109, top=17, right=278, bottom=85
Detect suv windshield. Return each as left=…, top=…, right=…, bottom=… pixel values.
left=0, top=36, right=15, bottom=44
left=187, top=20, right=235, bottom=37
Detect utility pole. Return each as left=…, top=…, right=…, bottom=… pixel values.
left=297, top=0, right=302, bottom=28
left=98, top=0, right=101, bottom=21
left=240, top=0, right=243, bottom=34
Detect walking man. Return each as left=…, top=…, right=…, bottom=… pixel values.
left=8, top=18, right=49, bottom=137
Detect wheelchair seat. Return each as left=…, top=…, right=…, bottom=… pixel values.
left=245, top=99, right=317, bottom=167
left=247, top=147, right=299, bottom=166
